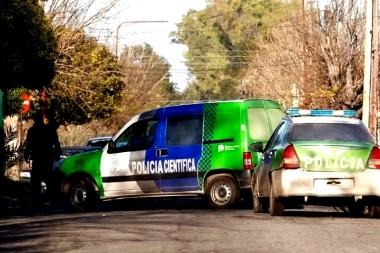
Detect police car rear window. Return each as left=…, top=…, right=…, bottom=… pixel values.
left=288, top=123, right=374, bottom=143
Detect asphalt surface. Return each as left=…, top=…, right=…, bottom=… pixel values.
left=1, top=198, right=380, bottom=253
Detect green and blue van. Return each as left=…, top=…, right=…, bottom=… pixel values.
left=55, top=99, right=285, bottom=210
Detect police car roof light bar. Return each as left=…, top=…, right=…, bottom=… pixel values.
left=286, top=109, right=356, bottom=117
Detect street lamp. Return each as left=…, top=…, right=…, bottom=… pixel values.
left=115, top=20, right=168, bottom=56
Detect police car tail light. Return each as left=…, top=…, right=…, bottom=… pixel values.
left=243, top=152, right=253, bottom=170
left=282, top=145, right=300, bottom=169
left=368, top=146, right=380, bottom=169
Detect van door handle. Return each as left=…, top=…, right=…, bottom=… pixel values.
left=156, top=149, right=168, bottom=157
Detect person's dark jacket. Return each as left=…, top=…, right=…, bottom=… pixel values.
left=24, top=122, right=62, bottom=163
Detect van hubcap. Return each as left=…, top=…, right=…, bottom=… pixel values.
left=211, top=182, right=232, bottom=205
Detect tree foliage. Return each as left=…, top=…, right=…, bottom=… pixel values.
left=177, top=0, right=367, bottom=113
left=106, top=43, right=180, bottom=130
left=173, top=0, right=290, bottom=100
left=40, top=0, right=123, bottom=125
left=241, top=0, right=365, bottom=112
left=0, top=0, right=57, bottom=90
left=47, top=29, right=125, bottom=125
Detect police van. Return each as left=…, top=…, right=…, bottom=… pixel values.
left=55, top=99, right=285, bottom=210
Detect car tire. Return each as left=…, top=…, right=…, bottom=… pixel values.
left=251, top=173, right=268, bottom=213
left=269, top=181, right=284, bottom=216
left=206, top=175, right=240, bottom=209
left=69, top=179, right=98, bottom=212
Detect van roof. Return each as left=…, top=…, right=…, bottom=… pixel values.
left=136, top=99, right=282, bottom=121
left=163, top=99, right=281, bottom=108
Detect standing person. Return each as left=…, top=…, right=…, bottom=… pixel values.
left=24, top=110, right=62, bottom=207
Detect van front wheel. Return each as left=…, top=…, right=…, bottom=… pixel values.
left=206, top=175, right=240, bottom=209
left=69, top=179, right=97, bottom=212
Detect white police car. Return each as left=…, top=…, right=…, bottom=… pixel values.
left=250, top=109, right=380, bottom=217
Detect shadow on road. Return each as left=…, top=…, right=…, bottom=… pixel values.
left=0, top=198, right=374, bottom=253
left=283, top=210, right=348, bottom=218
left=0, top=196, right=368, bottom=219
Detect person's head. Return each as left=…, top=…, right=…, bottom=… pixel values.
left=32, top=110, right=44, bottom=125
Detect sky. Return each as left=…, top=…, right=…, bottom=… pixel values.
left=92, top=0, right=208, bottom=92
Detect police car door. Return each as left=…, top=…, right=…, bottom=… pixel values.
left=158, top=107, right=203, bottom=193
left=258, top=121, right=287, bottom=196
left=100, top=113, right=161, bottom=198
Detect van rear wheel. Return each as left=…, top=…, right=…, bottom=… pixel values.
left=206, top=175, right=240, bottom=209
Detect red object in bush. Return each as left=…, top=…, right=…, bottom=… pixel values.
left=21, top=93, right=31, bottom=114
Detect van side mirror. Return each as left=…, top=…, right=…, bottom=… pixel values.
left=108, top=139, right=115, bottom=151
left=249, top=142, right=263, bottom=152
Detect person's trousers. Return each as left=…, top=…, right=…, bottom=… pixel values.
left=30, top=159, right=55, bottom=205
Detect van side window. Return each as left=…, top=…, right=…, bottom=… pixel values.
left=166, top=114, right=203, bottom=146
left=114, top=119, right=158, bottom=152
left=247, top=108, right=271, bottom=140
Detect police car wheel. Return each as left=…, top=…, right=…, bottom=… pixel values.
left=269, top=182, right=284, bottom=216
left=206, top=175, right=240, bottom=209
left=368, top=205, right=380, bottom=218
left=251, top=173, right=268, bottom=213
left=69, top=179, right=96, bottom=212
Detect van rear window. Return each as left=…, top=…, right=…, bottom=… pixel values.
left=247, top=108, right=271, bottom=140
left=267, top=108, right=285, bottom=131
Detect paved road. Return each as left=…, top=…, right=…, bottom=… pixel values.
left=1, top=198, right=380, bottom=253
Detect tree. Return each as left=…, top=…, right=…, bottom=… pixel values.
left=241, top=0, right=365, bottom=112
left=0, top=0, right=57, bottom=174
left=0, top=0, right=57, bottom=91
left=173, top=0, right=289, bottom=100
left=36, top=0, right=126, bottom=125
left=47, top=29, right=125, bottom=125
left=108, top=44, right=179, bottom=130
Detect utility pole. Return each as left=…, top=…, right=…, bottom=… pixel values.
left=115, top=20, right=168, bottom=56
left=363, top=0, right=373, bottom=128
left=370, top=0, right=379, bottom=138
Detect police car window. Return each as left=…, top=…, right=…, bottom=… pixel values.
left=265, top=122, right=287, bottom=150
left=166, top=114, right=203, bottom=146
left=114, top=119, right=158, bottom=151
left=247, top=108, right=271, bottom=140
left=288, top=123, right=374, bottom=142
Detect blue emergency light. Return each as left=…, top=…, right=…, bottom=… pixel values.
left=286, top=109, right=356, bottom=117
